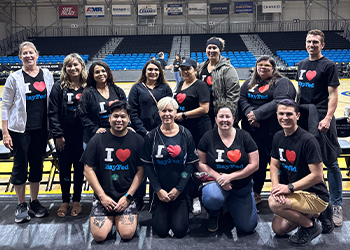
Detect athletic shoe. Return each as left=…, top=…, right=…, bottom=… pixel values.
left=288, top=218, right=322, bottom=246
left=192, top=197, right=201, bottom=216
left=254, top=192, right=262, bottom=204
left=333, top=205, right=343, bottom=227
left=15, top=202, right=31, bottom=223
left=29, top=199, right=49, bottom=218
left=318, top=203, right=334, bottom=234
left=207, top=214, right=219, bottom=232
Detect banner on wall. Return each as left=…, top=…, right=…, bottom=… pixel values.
left=234, top=2, right=254, bottom=14
left=188, top=3, right=207, bottom=15
left=85, top=5, right=104, bottom=17
left=164, top=4, right=183, bottom=16
left=262, top=1, right=282, bottom=13
left=59, top=6, right=78, bottom=18
left=210, top=3, right=229, bottom=15
left=138, top=5, right=157, bottom=16
left=112, top=5, right=131, bottom=16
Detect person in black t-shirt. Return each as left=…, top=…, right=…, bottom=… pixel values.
left=268, top=99, right=332, bottom=247
left=197, top=103, right=259, bottom=233
left=81, top=101, right=145, bottom=242
left=171, top=54, right=182, bottom=91
left=48, top=53, right=87, bottom=218
left=141, top=97, right=198, bottom=238
left=296, top=29, right=342, bottom=227
left=157, top=52, right=167, bottom=70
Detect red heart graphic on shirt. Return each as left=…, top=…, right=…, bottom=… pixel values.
left=109, top=99, right=119, bottom=106
left=177, top=93, right=186, bottom=104
left=76, top=93, right=81, bottom=100
left=33, top=81, right=46, bottom=92
left=258, top=85, right=269, bottom=93
left=227, top=150, right=241, bottom=163
left=207, top=76, right=212, bottom=86
left=306, top=70, right=317, bottom=81
left=116, top=149, right=131, bottom=162
left=286, top=150, right=296, bottom=164
left=167, top=145, right=181, bottom=158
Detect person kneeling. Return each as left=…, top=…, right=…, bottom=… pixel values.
left=81, top=101, right=145, bottom=242
left=268, top=99, right=333, bottom=247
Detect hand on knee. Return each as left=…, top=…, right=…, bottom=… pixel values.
left=268, top=195, right=281, bottom=213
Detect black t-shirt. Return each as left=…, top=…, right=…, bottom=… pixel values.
left=174, top=79, right=211, bottom=146
left=271, top=127, right=329, bottom=202
left=198, top=66, right=214, bottom=117
left=297, top=56, right=340, bottom=109
left=66, top=88, right=83, bottom=124
left=97, top=88, right=120, bottom=128
left=197, top=127, right=258, bottom=190
left=158, top=59, right=167, bottom=70
left=173, top=61, right=180, bottom=72
left=23, top=69, right=47, bottom=130
left=80, top=130, right=144, bottom=202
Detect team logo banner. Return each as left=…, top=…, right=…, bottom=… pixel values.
left=234, top=2, right=254, bottom=14
left=262, top=1, right=282, bottom=13
left=112, top=5, right=131, bottom=16
left=164, top=4, right=183, bottom=16
left=210, top=3, right=230, bottom=15
left=85, top=5, right=104, bottom=17
left=138, top=5, right=157, bottom=16
left=59, top=6, right=78, bottom=18
left=188, top=3, right=207, bottom=15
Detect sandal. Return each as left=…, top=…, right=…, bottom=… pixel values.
left=57, top=203, right=70, bottom=217
left=71, top=202, right=82, bottom=217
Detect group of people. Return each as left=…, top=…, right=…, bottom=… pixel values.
left=1, top=29, right=343, bottom=247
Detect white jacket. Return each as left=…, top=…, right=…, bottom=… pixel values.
left=1, top=68, right=54, bottom=133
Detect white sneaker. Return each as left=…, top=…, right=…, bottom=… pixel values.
left=333, top=205, right=343, bottom=227
left=192, top=197, right=201, bottom=216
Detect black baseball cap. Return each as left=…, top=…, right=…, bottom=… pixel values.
left=180, top=58, right=197, bottom=69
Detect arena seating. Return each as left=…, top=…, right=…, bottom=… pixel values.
left=104, top=53, right=169, bottom=70
left=191, top=51, right=256, bottom=68
left=0, top=54, right=89, bottom=64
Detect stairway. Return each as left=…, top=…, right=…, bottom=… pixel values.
left=167, top=35, right=190, bottom=65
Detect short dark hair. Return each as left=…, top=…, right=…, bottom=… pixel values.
left=277, top=99, right=299, bottom=113
left=307, top=29, right=325, bottom=44
left=110, top=100, right=131, bottom=115
left=214, top=102, right=235, bottom=117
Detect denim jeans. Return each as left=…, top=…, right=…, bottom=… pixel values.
left=327, top=161, right=342, bottom=206
left=202, top=181, right=258, bottom=233
left=174, top=71, right=182, bottom=89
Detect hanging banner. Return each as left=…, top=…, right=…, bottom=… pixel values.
left=164, top=4, right=183, bottom=16
left=210, top=3, right=229, bottom=15
left=112, top=5, right=131, bottom=16
left=59, top=6, right=78, bottom=18
left=138, top=5, right=157, bottom=16
left=262, top=1, right=282, bottom=13
left=188, top=3, right=207, bottom=15
left=85, top=5, right=104, bottom=17
left=234, top=2, right=254, bottom=14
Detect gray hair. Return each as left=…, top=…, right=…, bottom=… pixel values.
left=157, top=97, right=179, bottom=111
left=19, top=41, right=38, bottom=55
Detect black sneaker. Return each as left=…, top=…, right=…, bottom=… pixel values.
left=318, top=203, right=334, bottom=234
left=29, top=199, right=49, bottom=218
left=15, top=202, right=31, bottom=223
left=288, top=219, right=322, bottom=246
left=208, top=214, right=219, bottom=232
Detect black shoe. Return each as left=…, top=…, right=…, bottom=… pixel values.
left=318, top=203, right=334, bottom=234
left=15, top=202, right=31, bottom=223
left=208, top=214, right=219, bottom=232
left=29, top=199, right=49, bottom=218
left=288, top=219, right=322, bottom=246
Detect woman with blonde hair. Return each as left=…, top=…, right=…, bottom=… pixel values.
left=49, top=53, right=88, bottom=217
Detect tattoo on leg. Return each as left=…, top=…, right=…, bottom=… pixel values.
left=93, top=216, right=106, bottom=229
left=120, top=215, right=135, bottom=225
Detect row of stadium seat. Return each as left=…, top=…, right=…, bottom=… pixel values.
left=103, top=53, right=169, bottom=70
left=0, top=55, right=89, bottom=64
left=191, top=51, right=257, bottom=68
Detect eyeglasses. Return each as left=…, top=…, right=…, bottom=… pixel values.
left=257, top=63, right=273, bottom=67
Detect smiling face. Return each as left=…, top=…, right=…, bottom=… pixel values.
left=277, top=105, right=300, bottom=133
left=180, top=66, right=196, bottom=81
left=159, top=103, right=176, bottom=125
left=19, top=46, right=39, bottom=68
left=215, top=107, right=234, bottom=131
left=109, top=108, right=130, bottom=135
left=93, top=65, right=107, bottom=85
left=145, top=63, right=160, bottom=83
left=306, top=34, right=325, bottom=59
left=206, top=44, right=220, bottom=61
left=257, top=60, right=274, bottom=80
left=65, top=58, right=82, bottom=79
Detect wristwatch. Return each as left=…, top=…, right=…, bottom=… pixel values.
left=125, top=193, right=133, bottom=200
left=182, top=112, right=187, bottom=120
left=288, top=183, right=294, bottom=193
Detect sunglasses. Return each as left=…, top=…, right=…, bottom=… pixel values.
left=257, top=63, right=273, bottom=67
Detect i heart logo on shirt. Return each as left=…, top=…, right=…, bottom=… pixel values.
left=109, top=99, right=119, bottom=106
left=258, top=85, right=269, bottom=93
left=33, top=81, right=46, bottom=92
left=306, top=70, right=317, bottom=81
left=167, top=145, right=181, bottom=158
left=76, top=93, right=81, bottom=100
left=227, top=149, right=241, bottom=163
left=116, top=149, right=131, bottom=162
left=207, top=76, right=212, bottom=86
left=286, top=150, right=296, bottom=164
left=177, top=93, right=186, bottom=104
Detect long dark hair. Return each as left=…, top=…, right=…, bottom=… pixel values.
left=173, top=53, right=181, bottom=64
left=136, top=60, right=168, bottom=85
left=87, top=61, right=115, bottom=88
left=248, top=55, right=282, bottom=89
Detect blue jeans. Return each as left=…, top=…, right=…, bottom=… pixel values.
left=174, top=71, right=182, bottom=89
left=202, top=181, right=258, bottom=233
left=327, top=161, right=342, bottom=206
